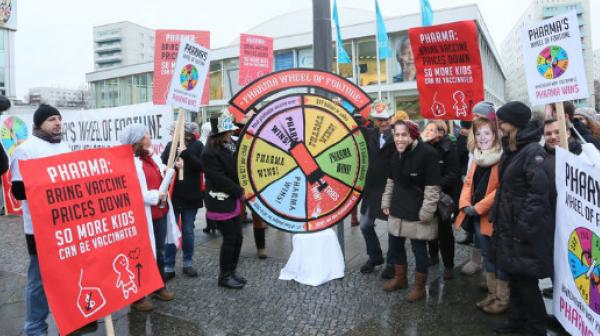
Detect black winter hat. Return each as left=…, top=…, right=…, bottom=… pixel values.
left=460, top=120, right=472, bottom=129
left=496, top=101, right=531, bottom=128
left=33, top=104, right=61, bottom=128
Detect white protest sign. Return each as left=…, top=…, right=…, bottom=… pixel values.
left=521, top=11, right=589, bottom=105
left=554, top=147, right=600, bottom=335
left=166, top=38, right=211, bottom=111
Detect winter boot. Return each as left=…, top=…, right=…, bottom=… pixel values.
left=460, top=248, right=482, bottom=275
left=406, top=272, right=427, bottom=302
left=476, top=272, right=497, bottom=309
left=483, top=279, right=509, bottom=314
left=383, top=264, right=408, bottom=292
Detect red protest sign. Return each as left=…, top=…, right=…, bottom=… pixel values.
left=409, top=20, right=484, bottom=120
left=239, top=34, right=273, bottom=86
left=153, top=30, right=210, bottom=107
left=20, top=145, right=162, bottom=335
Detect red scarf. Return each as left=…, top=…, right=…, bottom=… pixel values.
left=140, top=153, right=168, bottom=219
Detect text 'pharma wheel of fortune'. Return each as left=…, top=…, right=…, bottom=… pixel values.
left=568, top=227, right=600, bottom=314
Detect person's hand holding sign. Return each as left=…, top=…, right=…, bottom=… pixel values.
left=382, top=208, right=390, bottom=216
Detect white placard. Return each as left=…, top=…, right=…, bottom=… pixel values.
left=553, top=147, right=600, bottom=335
left=166, top=38, right=211, bottom=111
left=521, top=11, right=589, bottom=105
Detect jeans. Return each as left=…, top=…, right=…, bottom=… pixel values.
left=164, top=208, right=198, bottom=272
left=24, top=255, right=49, bottom=336
left=427, top=217, right=455, bottom=268
left=507, top=274, right=547, bottom=334
left=388, top=235, right=429, bottom=274
left=473, top=217, right=508, bottom=280
left=153, top=215, right=167, bottom=284
left=215, top=217, right=243, bottom=275
left=359, top=207, right=383, bottom=263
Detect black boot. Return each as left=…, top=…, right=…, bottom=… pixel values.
left=381, top=264, right=395, bottom=279
left=218, top=272, right=244, bottom=289
left=231, top=264, right=247, bottom=284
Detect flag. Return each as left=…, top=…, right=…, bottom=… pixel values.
left=375, top=0, right=391, bottom=59
left=421, top=0, right=433, bottom=26
left=333, top=0, right=351, bottom=64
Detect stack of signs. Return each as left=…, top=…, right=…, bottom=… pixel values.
left=521, top=11, right=588, bottom=105
left=408, top=20, right=484, bottom=121
left=239, top=33, right=274, bottom=86
left=166, top=38, right=212, bottom=112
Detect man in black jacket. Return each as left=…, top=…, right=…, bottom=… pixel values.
left=358, top=105, right=395, bottom=276
left=162, top=122, right=204, bottom=280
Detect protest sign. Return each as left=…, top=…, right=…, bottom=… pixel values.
left=0, top=103, right=174, bottom=215
left=554, top=148, right=600, bottom=335
left=153, top=30, right=210, bottom=106
left=166, top=38, right=211, bottom=112
left=521, top=11, right=589, bottom=106
left=20, top=145, right=163, bottom=335
left=408, top=20, right=484, bottom=120
left=239, top=33, right=273, bottom=86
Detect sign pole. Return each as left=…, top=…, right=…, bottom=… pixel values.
left=167, top=110, right=185, bottom=169
left=178, top=109, right=186, bottom=180
left=555, top=102, right=569, bottom=150
left=104, top=315, right=115, bottom=336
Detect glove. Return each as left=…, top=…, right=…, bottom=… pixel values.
left=179, top=148, right=190, bottom=159
left=464, top=206, right=478, bottom=217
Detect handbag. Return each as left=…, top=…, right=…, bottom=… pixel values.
left=414, top=185, right=455, bottom=222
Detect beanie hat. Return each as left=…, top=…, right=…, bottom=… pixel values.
left=472, top=101, right=495, bottom=117
left=119, top=124, right=148, bottom=145
left=574, top=107, right=596, bottom=122
left=404, top=120, right=420, bottom=140
left=496, top=101, right=531, bottom=128
left=460, top=120, right=472, bottom=129
left=33, top=104, right=61, bottom=128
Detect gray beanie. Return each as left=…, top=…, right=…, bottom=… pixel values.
left=119, top=124, right=148, bottom=145
left=575, top=107, right=596, bottom=121
left=472, top=101, right=495, bottom=117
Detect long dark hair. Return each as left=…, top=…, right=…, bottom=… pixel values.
left=207, top=132, right=228, bottom=149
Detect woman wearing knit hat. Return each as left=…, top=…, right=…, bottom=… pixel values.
left=381, top=120, right=441, bottom=302
left=491, top=101, right=552, bottom=335
left=201, top=109, right=247, bottom=289
left=120, top=124, right=181, bottom=311
left=574, top=107, right=600, bottom=142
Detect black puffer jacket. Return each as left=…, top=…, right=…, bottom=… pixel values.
left=431, top=135, right=460, bottom=202
left=161, top=140, right=204, bottom=209
left=490, top=121, right=553, bottom=279
left=360, top=127, right=395, bottom=219
left=201, top=144, right=243, bottom=214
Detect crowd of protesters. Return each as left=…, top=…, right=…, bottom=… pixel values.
left=11, top=97, right=600, bottom=335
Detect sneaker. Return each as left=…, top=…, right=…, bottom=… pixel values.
left=232, top=271, right=247, bottom=284
left=257, top=248, right=267, bottom=259
left=152, top=289, right=175, bottom=301
left=360, top=258, right=384, bottom=274
left=131, top=297, right=154, bottom=311
left=218, top=273, right=244, bottom=289
left=164, top=271, right=175, bottom=282
left=182, top=267, right=198, bottom=278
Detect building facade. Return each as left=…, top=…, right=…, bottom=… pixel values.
left=501, top=0, right=595, bottom=109
left=0, top=0, right=16, bottom=98
left=27, top=87, right=90, bottom=108
left=93, top=21, right=155, bottom=70
left=86, top=5, right=506, bottom=121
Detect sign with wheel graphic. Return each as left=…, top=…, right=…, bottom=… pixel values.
left=231, top=69, right=372, bottom=232
left=568, top=227, right=600, bottom=314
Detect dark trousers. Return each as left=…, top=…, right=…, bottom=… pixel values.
left=215, top=217, right=243, bottom=275
left=252, top=213, right=266, bottom=250
left=507, top=274, right=547, bottom=335
left=359, top=207, right=384, bottom=262
left=388, top=235, right=429, bottom=274
left=153, top=215, right=168, bottom=285
left=427, top=218, right=455, bottom=268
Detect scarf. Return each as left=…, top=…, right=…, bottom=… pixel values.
left=33, top=127, right=62, bottom=143
left=473, top=146, right=502, bottom=168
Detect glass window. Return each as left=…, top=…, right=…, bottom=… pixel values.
left=223, top=59, right=240, bottom=99
left=356, top=39, right=387, bottom=86
left=394, top=95, right=421, bottom=121
left=332, top=42, right=353, bottom=79
left=297, top=48, right=313, bottom=68
left=0, top=31, right=6, bottom=51
left=275, top=51, right=294, bottom=71
left=390, top=32, right=416, bottom=83
left=209, top=62, right=223, bottom=100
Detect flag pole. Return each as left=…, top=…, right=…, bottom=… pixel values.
left=374, top=1, right=382, bottom=101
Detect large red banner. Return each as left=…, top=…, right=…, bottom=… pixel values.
left=409, top=20, right=484, bottom=120
left=20, top=146, right=162, bottom=335
left=239, top=34, right=273, bottom=86
left=153, top=30, right=210, bottom=107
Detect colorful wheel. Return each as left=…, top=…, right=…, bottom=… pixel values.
left=237, top=94, right=368, bottom=233
left=0, top=116, right=28, bottom=156
left=179, top=64, right=199, bottom=91
left=568, top=227, right=600, bottom=314
left=536, top=46, right=569, bottom=80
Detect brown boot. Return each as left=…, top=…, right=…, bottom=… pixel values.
left=383, top=264, right=408, bottom=292
left=406, top=272, right=427, bottom=302
left=131, top=297, right=154, bottom=311
left=476, top=273, right=497, bottom=309
left=152, top=288, right=175, bottom=301
left=350, top=207, right=359, bottom=226
left=483, top=279, right=509, bottom=314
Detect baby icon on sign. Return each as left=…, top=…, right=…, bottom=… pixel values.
left=452, top=91, right=468, bottom=118
left=113, top=254, right=138, bottom=299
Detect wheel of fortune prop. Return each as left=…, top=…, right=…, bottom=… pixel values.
left=568, top=227, right=600, bottom=314
left=230, top=69, right=373, bottom=233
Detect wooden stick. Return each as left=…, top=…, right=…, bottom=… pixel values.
left=178, top=110, right=185, bottom=180
left=166, top=110, right=185, bottom=169
left=104, top=315, right=115, bottom=336
left=555, top=102, right=569, bottom=150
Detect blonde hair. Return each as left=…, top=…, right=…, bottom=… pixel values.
left=426, top=120, right=448, bottom=135
left=467, top=117, right=501, bottom=152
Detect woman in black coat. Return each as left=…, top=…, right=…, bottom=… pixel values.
left=491, top=101, right=552, bottom=336
left=201, top=111, right=246, bottom=289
